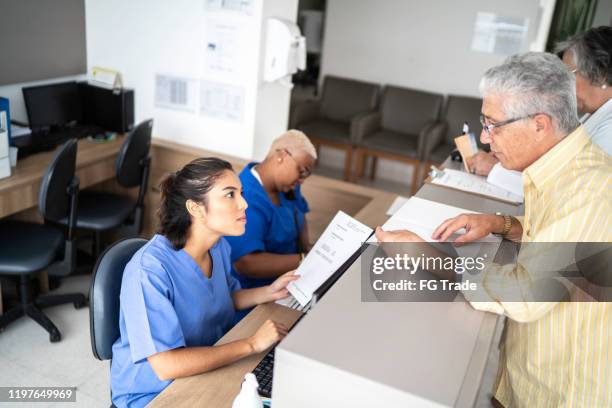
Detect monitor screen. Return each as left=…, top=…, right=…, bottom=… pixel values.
left=23, top=81, right=83, bottom=129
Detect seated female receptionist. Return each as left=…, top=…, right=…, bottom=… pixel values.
left=110, top=157, right=298, bottom=408
left=225, top=130, right=317, bottom=291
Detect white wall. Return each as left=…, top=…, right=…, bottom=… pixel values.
left=320, top=0, right=542, bottom=97
left=316, top=0, right=543, bottom=184
left=86, top=0, right=297, bottom=160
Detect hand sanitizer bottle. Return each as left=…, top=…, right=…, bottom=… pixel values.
left=232, top=373, right=263, bottom=408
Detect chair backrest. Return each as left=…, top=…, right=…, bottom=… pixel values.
left=38, top=138, right=78, bottom=222
left=89, top=237, right=147, bottom=360
left=380, top=86, right=443, bottom=135
left=116, top=119, right=153, bottom=188
left=443, top=95, right=483, bottom=145
left=320, top=76, right=379, bottom=123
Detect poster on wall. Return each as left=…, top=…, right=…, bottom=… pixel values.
left=204, top=21, right=248, bottom=76
left=200, top=80, right=245, bottom=122
left=155, top=74, right=198, bottom=112
left=471, top=12, right=529, bottom=56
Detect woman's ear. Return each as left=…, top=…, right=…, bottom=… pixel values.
left=186, top=199, right=206, bottom=220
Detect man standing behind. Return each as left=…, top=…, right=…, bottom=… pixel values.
left=377, top=52, right=612, bottom=406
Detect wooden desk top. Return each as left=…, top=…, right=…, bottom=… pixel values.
left=0, top=136, right=124, bottom=218
left=149, top=304, right=302, bottom=408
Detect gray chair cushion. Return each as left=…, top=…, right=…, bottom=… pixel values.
left=73, top=191, right=136, bottom=231
left=320, top=76, right=379, bottom=123
left=0, top=221, right=64, bottom=275
left=361, top=130, right=419, bottom=158
left=298, top=119, right=351, bottom=143
left=443, top=95, right=483, bottom=145
left=381, top=86, right=443, bottom=135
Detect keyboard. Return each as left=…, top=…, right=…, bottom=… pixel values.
left=252, top=349, right=275, bottom=398
left=15, top=124, right=104, bottom=159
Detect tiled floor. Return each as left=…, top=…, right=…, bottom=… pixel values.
left=0, top=275, right=110, bottom=407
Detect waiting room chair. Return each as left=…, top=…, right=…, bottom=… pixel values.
left=0, top=139, right=87, bottom=342
left=65, top=119, right=152, bottom=258
left=421, top=95, right=483, bottom=168
left=291, top=75, right=379, bottom=180
left=89, top=237, right=147, bottom=361
left=353, top=85, right=443, bottom=194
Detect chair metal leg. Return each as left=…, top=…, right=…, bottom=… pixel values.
left=24, top=304, right=61, bottom=342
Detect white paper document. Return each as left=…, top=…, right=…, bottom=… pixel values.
left=386, top=195, right=409, bottom=216
left=288, top=211, right=373, bottom=306
left=431, top=168, right=523, bottom=204
left=377, top=197, right=501, bottom=244
left=487, top=163, right=524, bottom=198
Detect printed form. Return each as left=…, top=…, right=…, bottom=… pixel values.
left=288, top=211, right=373, bottom=306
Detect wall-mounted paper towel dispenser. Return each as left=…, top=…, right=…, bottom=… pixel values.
left=263, top=18, right=306, bottom=86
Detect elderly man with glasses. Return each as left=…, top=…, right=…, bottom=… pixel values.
left=377, top=52, right=612, bottom=407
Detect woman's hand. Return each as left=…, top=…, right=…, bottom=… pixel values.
left=267, top=270, right=300, bottom=301
left=248, top=319, right=289, bottom=353
left=375, top=226, right=425, bottom=243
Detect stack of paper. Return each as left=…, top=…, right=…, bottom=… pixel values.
left=487, top=163, right=523, bottom=198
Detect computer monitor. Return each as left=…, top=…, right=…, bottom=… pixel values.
left=23, top=81, right=83, bottom=130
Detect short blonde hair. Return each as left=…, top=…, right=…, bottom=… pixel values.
left=267, top=129, right=317, bottom=159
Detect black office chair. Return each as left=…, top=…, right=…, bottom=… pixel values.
left=0, top=139, right=87, bottom=342
left=68, top=119, right=153, bottom=257
left=90, top=238, right=147, bottom=361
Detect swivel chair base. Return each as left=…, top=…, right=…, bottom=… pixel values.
left=0, top=275, right=87, bottom=342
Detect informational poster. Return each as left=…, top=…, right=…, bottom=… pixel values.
left=155, top=74, right=198, bottom=112
left=200, top=80, right=245, bottom=122
left=471, top=12, right=529, bottom=56
left=204, top=21, right=247, bottom=75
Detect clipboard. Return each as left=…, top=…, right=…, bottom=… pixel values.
left=454, top=134, right=478, bottom=173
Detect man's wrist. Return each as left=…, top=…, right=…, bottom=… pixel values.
left=491, top=214, right=507, bottom=235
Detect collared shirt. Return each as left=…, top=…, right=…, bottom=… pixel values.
left=466, top=126, right=612, bottom=407
left=110, top=235, right=240, bottom=408
left=581, top=97, right=612, bottom=155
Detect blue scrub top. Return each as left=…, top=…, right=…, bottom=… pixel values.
left=110, top=235, right=240, bottom=408
left=226, top=162, right=309, bottom=289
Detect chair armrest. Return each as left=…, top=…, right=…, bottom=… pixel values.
left=418, top=121, right=447, bottom=161
left=290, top=100, right=321, bottom=128
left=351, top=112, right=381, bottom=144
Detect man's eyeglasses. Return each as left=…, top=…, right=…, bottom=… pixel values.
left=479, top=114, right=537, bottom=136
left=283, top=149, right=312, bottom=179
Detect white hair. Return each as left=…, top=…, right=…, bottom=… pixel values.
left=479, top=52, right=579, bottom=135
left=268, top=129, right=317, bottom=159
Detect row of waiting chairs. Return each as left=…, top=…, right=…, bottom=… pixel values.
left=290, top=75, right=484, bottom=193
left=0, top=120, right=152, bottom=342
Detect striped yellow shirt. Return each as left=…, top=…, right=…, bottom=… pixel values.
left=470, top=125, right=612, bottom=407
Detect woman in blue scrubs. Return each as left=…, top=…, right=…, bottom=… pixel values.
left=110, top=158, right=298, bottom=408
left=226, top=130, right=317, bottom=290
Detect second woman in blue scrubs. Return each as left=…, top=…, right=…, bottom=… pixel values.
left=110, top=158, right=298, bottom=408
left=226, top=130, right=317, bottom=290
